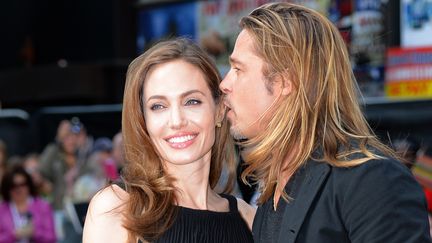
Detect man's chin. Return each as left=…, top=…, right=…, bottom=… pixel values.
left=230, top=126, right=248, bottom=140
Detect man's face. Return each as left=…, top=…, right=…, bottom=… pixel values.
left=220, top=30, right=282, bottom=139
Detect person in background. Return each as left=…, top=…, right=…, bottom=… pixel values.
left=39, top=119, right=80, bottom=210
left=112, top=131, right=125, bottom=175
left=393, top=137, right=421, bottom=169
left=72, top=137, right=117, bottom=203
left=0, top=166, right=56, bottom=243
left=23, top=153, right=52, bottom=201
left=0, top=139, right=7, bottom=192
left=220, top=3, right=430, bottom=242
left=413, top=146, right=432, bottom=211
left=39, top=119, right=82, bottom=243
left=83, top=38, right=255, bottom=243
left=74, top=118, right=93, bottom=168
left=92, top=137, right=118, bottom=181
left=413, top=146, right=432, bottom=238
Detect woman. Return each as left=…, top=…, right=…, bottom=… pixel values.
left=0, top=140, right=7, bottom=191
left=83, top=38, right=255, bottom=243
left=0, top=166, right=56, bottom=243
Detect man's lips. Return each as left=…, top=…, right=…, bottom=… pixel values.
left=223, top=100, right=231, bottom=109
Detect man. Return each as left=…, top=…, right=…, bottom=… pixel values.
left=220, top=3, right=431, bottom=242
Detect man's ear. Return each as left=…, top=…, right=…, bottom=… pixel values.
left=275, top=72, right=293, bottom=96
left=281, top=78, right=293, bottom=96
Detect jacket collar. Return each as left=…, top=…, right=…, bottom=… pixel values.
left=278, top=160, right=330, bottom=242
left=252, top=160, right=331, bottom=243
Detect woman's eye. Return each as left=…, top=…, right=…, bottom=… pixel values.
left=185, top=99, right=202, bottom=106
left=150, top=104, right=165, bottom=110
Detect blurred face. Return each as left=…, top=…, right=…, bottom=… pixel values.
left=10, top=174, right=30, bottom=202
left=62, top=132, right=78, bottom=154
left=0, top=153, right=4, bottom=169
left=24, top=157, right=43, bottom=185
left=112, top=134, right=124, bottom=167
left=143, top=59, right=217, bottom=167
left=0, top=151, right=4, bottom=164
left=220, top=30, right=282, bottom=139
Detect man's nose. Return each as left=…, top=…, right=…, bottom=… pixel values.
left=219, top=71, right=232, bottom=94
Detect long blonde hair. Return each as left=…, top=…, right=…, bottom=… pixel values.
left=121, top=38, right=236, bottom=242
left=239, top=3, right=397, bottom=205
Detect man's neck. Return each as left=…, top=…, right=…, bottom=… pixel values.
left=273, top=149, right=298, bottom=210
left=273, top=170, right=291, bottom=210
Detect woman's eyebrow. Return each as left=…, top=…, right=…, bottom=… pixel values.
left=146, top=89, right=206, bottom=102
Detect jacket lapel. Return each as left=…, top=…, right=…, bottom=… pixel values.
left=277, top=161, right=331, bottom=243
left=252, top=202, right=266, bottom=242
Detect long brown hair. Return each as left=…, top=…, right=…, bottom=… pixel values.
left=239, top=3, right=397, bottom=205
left=121, top=38, right=236, bottom=242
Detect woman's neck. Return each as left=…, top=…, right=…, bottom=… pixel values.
left=165, top=152, right=216, bottom=210
left=14, top=198, right=29, bottom=213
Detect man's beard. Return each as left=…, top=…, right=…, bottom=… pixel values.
left=230, top=125, right=247, bottom=140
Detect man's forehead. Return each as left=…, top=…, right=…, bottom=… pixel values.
left=231, top=30, right=260, bottom=63
left=229, top=55, right=243, bottom=66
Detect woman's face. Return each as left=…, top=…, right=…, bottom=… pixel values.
left=143, top=59, right=217, bottom=167
left=10, top=174, right=30, bottom=202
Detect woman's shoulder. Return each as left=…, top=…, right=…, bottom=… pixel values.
left=0, top=201, right=9, bottom=210
left=236, top=197, right=256, bottom=231
left=89, top=184, right=129, bottom=214
left=83, top=185, right=129, bottom=243
left=30, top=197, right=53, bottom=210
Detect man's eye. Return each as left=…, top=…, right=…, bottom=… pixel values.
left=150, top=104, right=165, bottom=110
left=185, top=99, right=202, bottom=106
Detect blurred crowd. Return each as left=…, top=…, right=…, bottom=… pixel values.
left=2, top=118, right=432, bottom=242
left=0, top=118, right=124, bottom=243
left=393, top=137, right=432, bottom=236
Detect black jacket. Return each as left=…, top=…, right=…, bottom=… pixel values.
left=252, top=158, right=431, bottom=243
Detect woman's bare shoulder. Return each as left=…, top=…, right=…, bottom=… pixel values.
left=83, top=185, right=129, bottom=243
left=236, top=197, right=256, bottom=231
left=91, top=184, right=129, bottom=213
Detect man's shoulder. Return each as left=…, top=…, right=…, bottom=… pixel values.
left=41, top=143, right=60, bottom=154
left=303, top=156, right=417, bottom=195
left=40, top=143, right=62, bottom=162
left=321, top=157, right=422, bottom=200
left=331, top=157, right=409, bottom=178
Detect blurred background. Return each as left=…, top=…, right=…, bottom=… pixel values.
left=1, top=0, right=432, bottom=155
left=1, top=0, right=432, bottom=242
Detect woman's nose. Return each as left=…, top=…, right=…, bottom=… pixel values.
left=168, top=106, right=187, bottom=129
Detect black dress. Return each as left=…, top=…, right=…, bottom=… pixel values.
left=154, top=194, right=254, bottom=243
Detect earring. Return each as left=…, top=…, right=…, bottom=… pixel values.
left=216, top=121, right=222, bottom=128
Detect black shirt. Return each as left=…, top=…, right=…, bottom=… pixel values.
left=154, top=194, right=253, bottom=243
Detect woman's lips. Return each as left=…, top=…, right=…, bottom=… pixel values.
left=164, top=133, right=197, bottom=149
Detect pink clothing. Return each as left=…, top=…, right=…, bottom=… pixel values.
left=0, top=198, right=56, bottom=243
left=103, top=158, right=119, bottom=181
